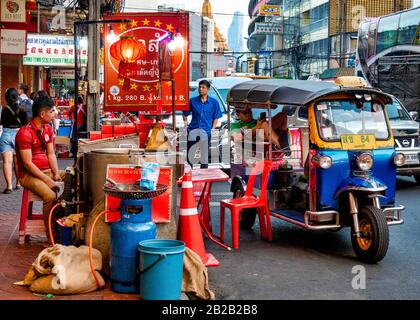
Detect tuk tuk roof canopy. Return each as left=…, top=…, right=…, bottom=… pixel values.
left=227, top=79, right=392, bottom=107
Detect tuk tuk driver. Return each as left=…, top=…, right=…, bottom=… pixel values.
left=231, top=107, right=287, bottom=150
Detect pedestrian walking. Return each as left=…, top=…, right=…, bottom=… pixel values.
left=0, top=88, right=28, bottom=193
left=18, top=83, right=33, bottom=119
left=183, top=80, right=222, bottom=168
left=29, top=92, right=38, bottom=102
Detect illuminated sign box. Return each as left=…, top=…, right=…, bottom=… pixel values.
left=103, top=12, right=190, bottom=113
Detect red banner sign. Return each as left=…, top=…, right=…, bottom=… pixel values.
left=103, top=13, right=189, bottom=112
left=105, top=165, right=172, bottom=223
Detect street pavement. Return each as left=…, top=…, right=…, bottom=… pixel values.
left=206, top=177, right=420, bottom=300
left=0, top=159, right=419, bottom=300
left=0, top=159, right=138, bottom=300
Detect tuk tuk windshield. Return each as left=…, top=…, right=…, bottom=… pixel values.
left=315, top=100, right=390, bottom=141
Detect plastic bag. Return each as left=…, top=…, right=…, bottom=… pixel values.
left=140, top=162, right=160, bottom=190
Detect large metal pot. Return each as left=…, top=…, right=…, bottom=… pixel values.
left=83, top=148, right=185, bottom=207
left=84, top=148, right=132, bottom=206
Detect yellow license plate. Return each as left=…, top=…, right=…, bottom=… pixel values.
left=341, top=134, right=376, bottom=150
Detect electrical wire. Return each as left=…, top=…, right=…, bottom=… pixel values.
left=48, top=203, right=62, bottom=247
left=122, top=5, right=383, bottom=22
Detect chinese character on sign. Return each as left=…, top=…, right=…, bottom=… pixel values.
left=38, top=48, right=43, bottom=54
left=46, top=48, right=51, bottom=54
left=54, top=48, right=59, bottom=54
left=62, top=48, right=66, bottom=54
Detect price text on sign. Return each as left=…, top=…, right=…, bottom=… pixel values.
left=105, top=165, right=172, bottom=223
left=341, top=134, right=376, bottom=150
left=104, top=13, right=189, bottom=112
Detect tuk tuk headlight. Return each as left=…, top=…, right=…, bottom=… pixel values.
left=312, top=155, right=333, bottom=169
left=393, top=153, right=406, bottom=167
left=356, top=153, right=373, bottom=171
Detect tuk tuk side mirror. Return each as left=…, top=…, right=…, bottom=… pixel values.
left=409, top=111, right=418, bottom=120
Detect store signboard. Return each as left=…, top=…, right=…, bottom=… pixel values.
left=23, top=34, right=88, bottom=67
left=255, top=22, right=283, bottom=34
left=103, top=13, right=190, bottom=112
left=51, top=69, right=75, bottom=79
left=0, top=29, right=26, bottom=54
left=260, top=4, right=281, bottom=16
left=1, top=0, right=26, bottom=23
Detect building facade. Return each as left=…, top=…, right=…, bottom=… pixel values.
left=0, top=0, right=89, bottom=106
left=283, top=0, right=330, bottom=79
left=228, top=11, right=244, bottom=53
left=281, top=0, right=412, bottom=79
left=247, top=0, right=284, bottom=77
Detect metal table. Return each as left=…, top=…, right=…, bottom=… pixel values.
left=178, top=168, right=231, bottom=250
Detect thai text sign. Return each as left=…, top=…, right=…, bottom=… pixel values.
left=255, top=22, right=283, bottom=34
left=105, top=165, right=172, bottom=223
left=0, top=29, right=26, bottom=54
left=51, top=69, right=76, bottom=79
left=1, top=0, right=26, bottom=23
left=341, top=134, right=376, bottom=150
left=104, top=13, right=190, bottom=112
left=23, top=34, right=88, bottom=67
left=260, top=4, right=281, bottom=15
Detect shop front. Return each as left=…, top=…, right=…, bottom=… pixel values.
left=22, top=33, right=88, bottom=135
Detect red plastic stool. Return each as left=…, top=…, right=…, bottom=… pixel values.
left=18, top=189, right=46, bottom=245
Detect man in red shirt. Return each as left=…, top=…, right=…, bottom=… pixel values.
left=15, top=95, right=65, bottom=240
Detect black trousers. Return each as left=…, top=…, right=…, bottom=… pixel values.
left=186, top=133, right=211, bottom=169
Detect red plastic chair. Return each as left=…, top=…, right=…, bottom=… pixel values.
left=18, top=188, right=46, bottom=245
left=220, top=160, right=273, bottom=249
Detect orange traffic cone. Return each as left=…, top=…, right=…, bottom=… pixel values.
left=177, top=172, right=219, bottom=267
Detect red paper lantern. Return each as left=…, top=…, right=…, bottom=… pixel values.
left=110, top=36, right=146, bottom=89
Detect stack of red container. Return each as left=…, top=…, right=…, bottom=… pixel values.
left=88, top=124, right=140, bottom=141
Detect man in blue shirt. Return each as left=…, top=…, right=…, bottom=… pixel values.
left=183, top=80, right=222, bottom=168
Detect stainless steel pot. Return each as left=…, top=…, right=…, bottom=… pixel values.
left=83, top=148, right=185, bottom=207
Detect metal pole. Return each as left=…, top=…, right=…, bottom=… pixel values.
left=37, top=2, right=40, bottom=33
left=87, top=0, right=100, bottom=132
left=73, top=23, right=79, bottom=166
left=172, top=79, right=176, bottom=133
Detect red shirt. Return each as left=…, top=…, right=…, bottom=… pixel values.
left=15, top=120, right=54, bottom=179
left=69, top=103, right=87, bottom=127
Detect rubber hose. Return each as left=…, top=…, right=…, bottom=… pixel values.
left=48, top=203, right=62, bottom=246
left=89, top=210, right=108, bottom=289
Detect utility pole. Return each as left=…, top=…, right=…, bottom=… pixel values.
left=87, top=0, right=100, bottom=132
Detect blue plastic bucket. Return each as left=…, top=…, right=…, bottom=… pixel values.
left=138, top=239, right=185, bottom=300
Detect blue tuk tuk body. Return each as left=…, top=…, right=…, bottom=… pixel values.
left=227, top=80, right=405, bottom=263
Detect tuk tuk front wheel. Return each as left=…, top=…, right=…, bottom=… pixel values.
left=232, top=185, right=257, bottom=230
left=351, top=206, right=389, bottom=264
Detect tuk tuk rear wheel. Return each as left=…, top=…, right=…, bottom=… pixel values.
left=351, top=206, right=389, bottom=264
left=232, top=185, right=257, bottom=230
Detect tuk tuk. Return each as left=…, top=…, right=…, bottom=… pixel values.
left=227, top=79, right=405, bottom=263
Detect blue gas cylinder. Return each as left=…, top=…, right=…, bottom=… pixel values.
left=110, top=198, right=156, bottom=293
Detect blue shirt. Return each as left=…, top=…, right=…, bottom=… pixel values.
left=183, top=95, right=222, bottom=136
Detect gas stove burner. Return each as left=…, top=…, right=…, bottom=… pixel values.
left=103, top=183, right=168, bottom=200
